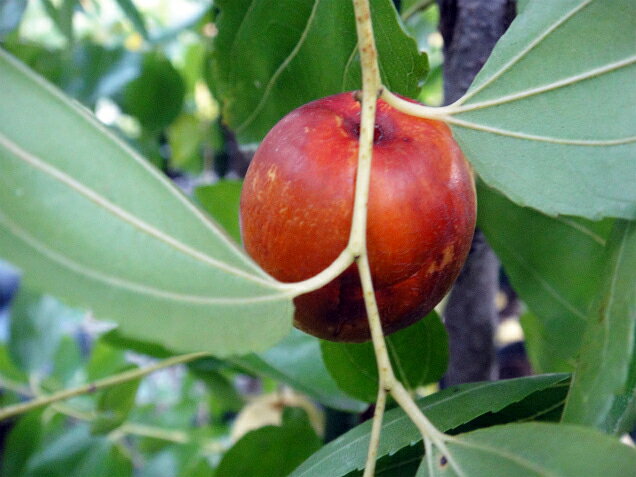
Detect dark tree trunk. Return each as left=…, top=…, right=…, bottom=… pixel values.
left=438, top=0, right=515, bottom=386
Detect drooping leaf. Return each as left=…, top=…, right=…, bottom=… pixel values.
left=216, top=408, right=322, bottom=477
left=562, top=220, right=636, bottom=434
left=477, top=182, right=612, bottom=371
left=291, top=374, right=569, bottom=477
left=0, top=49, right=293, bottom=357
left=420, top=423, right=636, bottom=477
left=321, top=312, right=448, bottom=402
left=210, top=0, right=428, bottom=143
left=449, top=0, right=636, bottom=220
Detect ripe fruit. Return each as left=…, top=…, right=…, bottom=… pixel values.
left=240, top=92, right=476, bottom=342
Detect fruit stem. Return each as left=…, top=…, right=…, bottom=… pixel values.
left=363, top=387, right=387, bottom=477
left=380, top=88, right=457, bottom=120
left=351, top=0, right=455, bottom=474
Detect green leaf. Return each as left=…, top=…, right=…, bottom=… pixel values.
left=321, top=312, right=448, bottom=402
left=167, top=114, right=204, bottom=171
left=216, top=407, right=322, bottom=477
left=291, top=374, right=569, bottom=477
left=562, top=220, right=636, bottom=434
left=194, top=181, right=243, bottom=243
left=0, top=0, right=28, bottom=38
left=0, top=343, right=27, bottom=385
left=211, top=0, right=428, bottom=143
left=9, top=291, right=83, bottom=373
left=85, top=340, right=128, bottom=381
left=0, top=411, right=44, bottom=477
left=450, top=0, right=636, bottom=219
left=114, top=0, right=149, bottom=40
left=421, top=423, right=636, bottom=477
left=51, top=335, right=84, bottom=385
left=0, top=49, right=293, bottom=357
left=119, top=52, right=185, bottom=132
left=91, top=366, right=141, bottom=434
left=24, top=423, right=133, bottom=477
left=233, top=329, right=367, bottom=413
left=520, top=312, right=573, bottom=374
left=477, top=182, right=612, bottom=371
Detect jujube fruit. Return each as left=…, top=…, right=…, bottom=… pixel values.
left=240, top=92, right=476, bottom=342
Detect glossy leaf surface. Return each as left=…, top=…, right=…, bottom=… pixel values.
left=210, top=0, right=427, bottom=143
left=292, top=374, right=568, bottom=476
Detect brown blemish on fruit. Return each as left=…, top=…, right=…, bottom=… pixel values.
left=427, top=245, right=455, bottom=275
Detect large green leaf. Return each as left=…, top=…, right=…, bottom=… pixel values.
left=0, top=49, right=293, bottom=357
left=419, top=423, right=636, bottom=476
left=477, top=182, right=612, bottom=370
left=450, top=0, right=636, bottom=220
left=321, top=312, right=448, bottom=402
left=291, top=374, right=569, bottom=477
left=562, top=220, right=636, bottom=434
left=210, top=0, right=428, bottom=143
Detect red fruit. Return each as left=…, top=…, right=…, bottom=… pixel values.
left=240, top=92, right=476, bottom=342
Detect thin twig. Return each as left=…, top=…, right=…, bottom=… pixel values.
left=0, top=351, right=209, bottom=421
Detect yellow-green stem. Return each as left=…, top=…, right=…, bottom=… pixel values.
left=363, top=387, right=387, bottom=477
left=351, top=0, right=455, bottom=474
left=0, top=351, right=209, bottom=421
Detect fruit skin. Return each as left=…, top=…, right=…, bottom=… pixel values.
left=240, top=92, right=476, bottom=342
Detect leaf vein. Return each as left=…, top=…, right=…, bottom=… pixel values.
left=0, top=131, right=276, bottom=288
left=235, top=0, right=322, bottom=133
left=0, top=210, right=290, bottom=305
